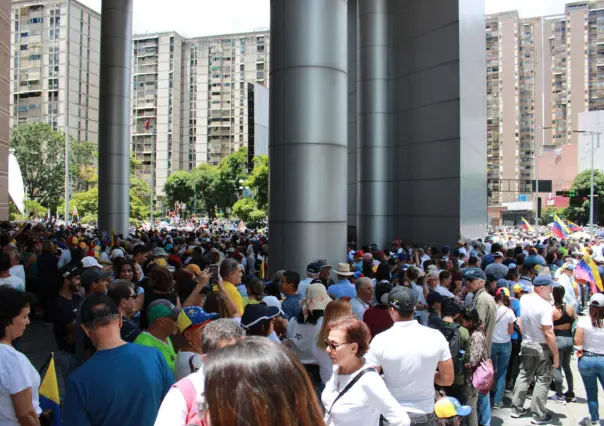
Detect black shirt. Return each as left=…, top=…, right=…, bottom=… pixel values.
left=49, top=293, right=83, bottom=353
left=121, top=316, right=142, bottom=343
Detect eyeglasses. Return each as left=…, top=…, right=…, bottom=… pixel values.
left=324, top=340, right=350, bottom=351
left=126, top=293, right=137, bottom=300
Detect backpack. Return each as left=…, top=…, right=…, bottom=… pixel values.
left=471, top=358, right=495, bottom=395
left=438, top=322, right=462, bottom=376
left=172, top=378, right=207, bottom=426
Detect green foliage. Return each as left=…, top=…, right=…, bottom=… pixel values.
left=10, top=123, right=65, bottom=206
left=246, top=155, right=268, bottom=209
left=565, top=170, right=604, bottom=225
left=70, top=140, right=97, bottom=192
left=215, top=147, right=249, bottom=212
left=163, top=171, right=193, bottom=207
left=232, top=197, right=267, bottom=229
left=541, top=206, right=567, bottom=224
left=193, top=164, right=220, bottom=218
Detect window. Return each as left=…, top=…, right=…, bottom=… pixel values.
left=29, top=17, right=43, bottom=24
left=257, top=45, right=265, bottom=52
left=20, top=45, right=28, bottom=51
left=20, top=32, right=28, bottom=38
left=29, top=54, right=41, bottom=61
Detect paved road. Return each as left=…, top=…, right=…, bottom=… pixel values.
left=20, top=321, right=602, bottom=424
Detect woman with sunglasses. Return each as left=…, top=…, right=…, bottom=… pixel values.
left=322, top=317, right=410, bottom=426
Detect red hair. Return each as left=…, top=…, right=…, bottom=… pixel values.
left=327, top=317, right=370, bottom=357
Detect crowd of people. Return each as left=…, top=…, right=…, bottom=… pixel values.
left=1, top=220, right=604, bottom=425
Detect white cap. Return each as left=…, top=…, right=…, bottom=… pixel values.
left=81, top=256, right=101, bottom=269
left=263, top=296, right=284, bottom=316
left=590, top=293, right=604, bottom=307
left=110, top=248, right=124, bottom=260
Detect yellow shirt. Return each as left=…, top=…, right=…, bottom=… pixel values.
left=213, top=281, right=244, bottom=315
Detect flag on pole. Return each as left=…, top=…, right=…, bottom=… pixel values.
left=144, top=119, right=150, bottom=129
left=72, top=205, right=79, bottom=223
left=111, top=230, right=117, bottom=249
left=521, top=218, right=533, bottom=232
left=575, top=254, right=604, bottom=294
left=39, top=354, right=62, bottom=426
left=553, top=214, right=570, bottom=239
left=566, top=221, right=583, bottom=232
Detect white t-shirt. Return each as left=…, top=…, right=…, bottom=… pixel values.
left=492, top=305, right=516, bottom=344
left=365, top=321, right=451, bottom=414
left=287, top=317, right=323, bottom=364
left=350, top=297, right=369, bottom=320
left=312, top=342, right=333, bottom=384
left=58, top=248, right=72, bottom=268
left=0, top=344, right=42, bottom=425
left=154, top=367, right=204, bottom=426
left=0, top=276, right=25, bottom=292
left=298, top=277, right=313, bottom=299
left=322, top=363, right=410, bottom=426
left=558, top=274, right=577, bottom=306
left=8, top=266, right=25, bottom=286
left=519, top=293, right=553, bottom=344
left=174, top=351, right=202, bottom=381
left=578, top=316, right=604, bottom=355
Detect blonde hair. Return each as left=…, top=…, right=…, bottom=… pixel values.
left=316, top=300, right=353, bottom=350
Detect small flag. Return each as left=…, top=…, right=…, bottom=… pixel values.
left=39, top=354, right=62, bottom=426
left=553, top=214, right=570, bottom=239
left=575, top=255, right=604, bottom=294
left=144, top=119, right=150, bottom=129
left=72, top=205, right=79, bottom=223
left=521, top=218, right=533, bottom=232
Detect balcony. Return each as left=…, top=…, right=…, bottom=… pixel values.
left=133, top=64, right=158, bottom=75
left=133, top=126, right=154, bottom=135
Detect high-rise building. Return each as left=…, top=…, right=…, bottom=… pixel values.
left=0, top=0, right=11, bottom=220
left=487, top=1, right=604, bottom=206
left=10, top=0, right=100, bottom=143
left=131, top=30, right=270, bottom=203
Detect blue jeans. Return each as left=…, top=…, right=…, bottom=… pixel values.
left=477, top=391, right=491, bottom=426
left=579, top=355, right=604, bottom=421
left=491, top=341, right=512, bottom=404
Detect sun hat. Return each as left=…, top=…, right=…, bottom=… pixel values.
left=304, top=283, right=331, bottom=312
left=435, top=396, right=471, bottom=419
left=177, top=306, right=218, bottom=333
left=334, top=263, right=354, bottom=277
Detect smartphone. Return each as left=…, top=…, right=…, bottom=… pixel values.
left=209, top=265, right=219, bottom=285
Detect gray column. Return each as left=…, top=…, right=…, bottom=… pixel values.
left=347, top=0, right=357, bottom=240
left=356, top=0, right=391, bottom=248
left=269, top=0, right=348, bottom=276
left=97, top=0, right=133, bottom=237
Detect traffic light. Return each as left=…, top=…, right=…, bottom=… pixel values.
left=569, top=189, right=576, bottom=197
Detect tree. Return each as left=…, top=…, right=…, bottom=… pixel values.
left=246, top=155, right=268, bottom=209
left=232, top=197, right=267, bottom=229
left=70, top=140, right=97, bottom=192
left=215, top=147, right=249, bottom=212
left=565, top=170, right=604, bottom=225
left=193, top=164, right=220, bottom=218
left=541, top=206, right=567, bottom=224
left=163, top=171, right=193, bottom=208
left=10, top=123, right=65, bottom=208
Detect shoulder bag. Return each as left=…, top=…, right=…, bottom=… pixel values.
left=325, top=368, right=376, bottom=421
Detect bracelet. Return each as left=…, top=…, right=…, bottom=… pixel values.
left=574, top=345, right=583, bottom=351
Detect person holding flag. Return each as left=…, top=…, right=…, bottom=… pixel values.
left=521, top=217, right=533, bottom=232
left=553, top=214, right=571, bottom=239
left=71, top=206, right=79, bottom=225
left=575, top=253, right=604, bottom=297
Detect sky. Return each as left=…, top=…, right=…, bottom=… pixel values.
left=78, top=0, right=571, bottom=38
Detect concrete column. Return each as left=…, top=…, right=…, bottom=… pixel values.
left=347, top=0, right=358, bottom=240
left=356, top=0, right=391, bottom=248
left=269, top=0, right=348, bottom=275
left=97, top=0, right=133, bottom=236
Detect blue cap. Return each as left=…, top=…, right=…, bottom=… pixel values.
left=533, top=275, right=554, bottom=287
left=565, top=263, right=576, bottom=271
left=496, top=279, right=508, bottom=289
left=522, top=284, right=533, bottom=293
left=508, top=263, right=517, bottom=270
left=463, top=268, right=486, bottom=281
left=398, top=252, right=409, bottom=261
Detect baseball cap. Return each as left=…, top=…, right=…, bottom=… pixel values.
left=564, top=262, right=576, bottom=271
left=306, top=263, right=320, bottom=274
left=435, top=396, right=472, bottom=419
left=513, top=284, right=524, bottom=294
left=60, top=261, right=83, bottom=279
left=496, top=279, right=508, bottom=289
left=533, top=275, right=554, bottom=287
left=494, top=252, right=504, bottom=258
left=240, top=304, right=280, bottom=330
left=177, top=306, right=218, bottom=333
left=426, top=291, right=443, bottom=305
left=496, top=287, right=510, bottom=297
left=81, top=268, right=112, bottom=288
left=184, top=264, right=202, bottom=277
left=388, top=286, right=417, bottom=314
left=463, top=268, right=486, bottom=281
left=315, top=259, right=332, bottom=269
left=80, top=294, right=119, bottom=327
left=110, top=248, right=125, bottom=260
left=486, top=273, right=498, bottom=283
left=263, top=296, right=285, bottom=316
left=590, top=293, right=604, bottom=307
left=81, top=256, right=102, bottom=269
left=147, top=299, right=182, bottom=323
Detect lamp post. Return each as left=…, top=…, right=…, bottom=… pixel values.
left=573, top=130, right=601, bottom=239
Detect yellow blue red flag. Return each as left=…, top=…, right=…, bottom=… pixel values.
left=39, top=354, right=61, bottom=426
left=521, top=218, right=533, bottom=232
left=576, top=254, right=604, bottom=294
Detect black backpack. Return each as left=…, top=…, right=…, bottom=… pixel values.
left=438, top=322, right=462, bottom=376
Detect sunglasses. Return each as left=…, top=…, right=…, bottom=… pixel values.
left=324, top=340, right=350, bottom=351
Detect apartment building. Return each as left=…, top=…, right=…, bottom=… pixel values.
left=0, top=0, right=10, bottom=220
left=131, top=30, right=270, bottom=202
left=10, top=0, right=100, bottom=143
left=487, top=1, right=604, bottom=206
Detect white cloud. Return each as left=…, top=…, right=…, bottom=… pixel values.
left=77, top=0, right=270, bottom=37
left=485, top=0, right=570, bottom=18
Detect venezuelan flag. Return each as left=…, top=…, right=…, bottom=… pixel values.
left=553, top=214, right=570, bottom=239
left=575, top=254, right=604, bottom=294
left=521, top=218, right=533, bottom=232
left=566, top=221, right=583, bottom=232
left=39, top=354, right=62, bottom=426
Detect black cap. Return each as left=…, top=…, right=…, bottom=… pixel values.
left=80, top=294, right=119, bottom=327
left=241, top=304, right=280, bottom=330
left=306, top=263, right=320, bottom=274
left=388, top=286, right=417, bottom=314
left=81, top=269, right=112, bottom=291
left=427, top=291, right=444, bottom=305
left=59, top=261, right=83, bottom=279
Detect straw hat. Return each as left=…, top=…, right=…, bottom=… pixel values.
left=335, top=263, right=354, bottom=277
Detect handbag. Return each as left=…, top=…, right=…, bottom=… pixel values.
left=471, top=358, right=495, bottom=395
left=325, top=368, right=376, bottom=421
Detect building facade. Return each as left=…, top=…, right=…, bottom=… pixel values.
left=10, top=0, right=100, bottom=143
left=0, top=0, right=10, bottom=219
left=487, top=1, right=604, bottom=206
left=131, top=30, right=269, bottom=202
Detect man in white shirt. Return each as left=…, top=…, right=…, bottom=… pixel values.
left=297, top=263, right=320, bottom=299
left=154, top=319, right=244, bottom=426
left=510, top=275, right=559, bottom=424
left=365, top=286, right=453, bottom=425
left=4, top=245, right=26, bottom=284
left=0, top=251, right=25, bottom=292
left=350, top=277, right=372, bottom=320
left=557, top=264, right=578, bottom=307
